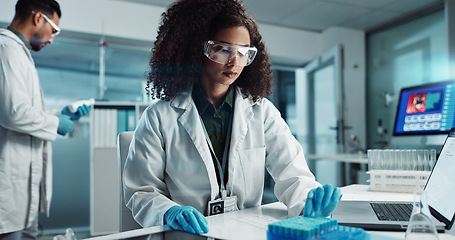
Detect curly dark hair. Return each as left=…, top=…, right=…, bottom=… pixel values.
left=146, top=0, right=273, bottom=102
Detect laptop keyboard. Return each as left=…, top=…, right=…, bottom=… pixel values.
left=370, top=203, right=413, bottom=221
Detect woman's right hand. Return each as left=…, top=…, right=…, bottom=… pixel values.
left=164, top=206, right=209, bottom=234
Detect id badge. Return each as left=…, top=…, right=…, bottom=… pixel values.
left=208, top=196, right=238, bottom=216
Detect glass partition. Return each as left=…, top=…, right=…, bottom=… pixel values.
left=367, top=10, right=448, bottom=149
left=36, top=36, right=151, bottom=234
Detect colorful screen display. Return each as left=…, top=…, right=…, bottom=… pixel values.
left=393, top=80, right=455, bottom=135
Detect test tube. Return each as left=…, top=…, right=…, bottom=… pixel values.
left=423, top=150, right=429, bottom=171
left=387, top=149, right=395, bottom=170
left=405, top=150, right=413, bottom=171
left=387, top=149, right=396, bottom=170
left=393, top=149, right=400, bottom=171
left=371, top=149, right=380, bottom=171
left=367, top=149, right=375, bottom=171
left=375, top=149, right=381, bottom=170
left=410, top=149, right=418, bottom=171
left=380, top=150, right=388, bottom=170
left=417, top=150, right=424, bottom=171
left=399, top=149, right=407, bottom=171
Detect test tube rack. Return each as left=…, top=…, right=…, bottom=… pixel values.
left=367, top=170, right=431, bottom=193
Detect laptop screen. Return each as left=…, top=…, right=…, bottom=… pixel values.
left=425, top=128, right=455, bottom=227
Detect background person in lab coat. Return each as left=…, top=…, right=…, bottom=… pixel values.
left=123, top=0, right=341, bottom=234
left=0, top=0, right=91, bottom=239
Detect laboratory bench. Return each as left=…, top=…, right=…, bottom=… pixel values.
left=85, top=184, right=455, bottom=240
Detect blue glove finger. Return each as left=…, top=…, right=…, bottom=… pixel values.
left=57, top=114, right=74, bottom=136
left=77, top=104, right=91, bottom=116
left=322, top=184, right=334, bottom=208
left=170, top=220, right=184, bottom=232
left=185, top=208, right=208, bottom=234
left=164, top=206, right=208, bottom=234
left=331, top=187, right=342, bottom=203
left=176, top=212, right=196, bottom=234
left=184, top=211, right=203, bottom=234
left=304, top=189, right=315, bottom=217
left=164, top=206, right=184, bottom=231
left=322, top=187, right=342, bottom=216
left=313, top=187, right=324, bottom=212
left=61, top=106, right=82, bottom=121
left=61, top=106, right=77, bottom=120
left=72, top=104, right=91, bottom=120
left=166, top=219, right=180, bottom=231
left=318, top=187, right=342, bottom=217
left=193, top=209, right=209, bottom=233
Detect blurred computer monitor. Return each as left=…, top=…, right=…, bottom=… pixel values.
left=391, top=79, right=455, bottom=146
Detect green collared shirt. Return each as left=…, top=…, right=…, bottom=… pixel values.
left=192, top=83, right=234, bottom=187
left=7, top=26, right=32, bottom=50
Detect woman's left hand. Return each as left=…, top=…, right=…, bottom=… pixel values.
left=303, top=184, right=342, bottom=217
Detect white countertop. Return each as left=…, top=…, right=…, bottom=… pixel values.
left=85, top=184, right=455, bottom=240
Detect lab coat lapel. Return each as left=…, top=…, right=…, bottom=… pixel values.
left=227, top=88, right=254, bottom=192
left=0, top=29, right=34, bottom=63
left=171, top=91, right=221, bottom=199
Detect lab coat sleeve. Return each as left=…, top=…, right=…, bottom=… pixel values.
left=123, top=106, right=177, bottom=227
left=0, top=42, right=58, bottom=141
left=262, top=100, right=321, bottom=218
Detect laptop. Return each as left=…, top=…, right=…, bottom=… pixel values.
left=332, top=128, right=455, bottom=231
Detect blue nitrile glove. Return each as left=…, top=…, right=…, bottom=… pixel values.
left=303, top=184, right=342, bottom=217
left=57, top=114, right=74, bottom=136
left=164, top=206, right=209, bottom=234
left=61, top=104, right=92, bottom=121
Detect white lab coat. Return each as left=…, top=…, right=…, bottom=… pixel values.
left=123, top=87, right=321, bottom=227
left=0, top=28, right=59, bottom=234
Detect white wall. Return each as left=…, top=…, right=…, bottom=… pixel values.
left=259, top=24, right=323, bottom=65
left=323, top=27, right=366, bottom=153
left=0, top=0, right=161, bottom=42
left=0, top=0, right=324, bottom=64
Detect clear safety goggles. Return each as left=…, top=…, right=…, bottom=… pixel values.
left=33, top=11, right=60, bottom=37
left=203, top=40, right=257, bottom=66
left=42, top=13, right=60, bottom=37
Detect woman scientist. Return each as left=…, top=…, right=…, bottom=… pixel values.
left=123, top=0, right=341, bottom=234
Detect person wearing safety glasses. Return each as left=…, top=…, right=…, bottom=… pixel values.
left=0, top=1, right=92, bottom=239
left=123, top=0, right=342, bottom=235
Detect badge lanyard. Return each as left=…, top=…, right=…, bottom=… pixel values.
left=199, top=107, right=233, bottom=200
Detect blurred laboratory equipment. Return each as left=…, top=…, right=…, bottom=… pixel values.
left=405, top=191, right=439, bottom=240
left=53, top=228, right=77, bottom=240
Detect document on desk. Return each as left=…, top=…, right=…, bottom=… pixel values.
left=230, top=215, right=280, bottom=229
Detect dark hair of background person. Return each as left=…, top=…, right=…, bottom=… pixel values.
left=14, top=0, right=62, bottom=22
left=146, top=0, right=273, bottom=102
